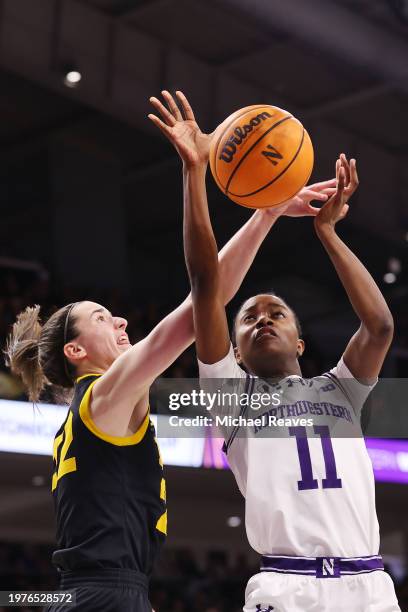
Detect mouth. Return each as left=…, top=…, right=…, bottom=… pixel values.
left=118, top=335, right=130, bottom=346
left=255, top=327, right=278, bottom=341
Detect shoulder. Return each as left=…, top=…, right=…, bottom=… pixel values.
left=197, top=343, right=246, bottom=379
left=321, top=357, right=377, bottom=414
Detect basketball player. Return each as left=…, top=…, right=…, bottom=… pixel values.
left=5, top=112, right=335, bottom=611
left=150, top=90, right=400, bottom=611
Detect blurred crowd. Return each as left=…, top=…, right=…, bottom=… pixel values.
left=1, top=265, right=408, bottom=401
left=0, top=542, right=255, bottom=612
left=0, top=267, right=330, bottom=401
left=0, top=541, right=407, bottom=612
left=0, top=268, right=199, bottom=401
left=0, top=270, right=408, bottom=610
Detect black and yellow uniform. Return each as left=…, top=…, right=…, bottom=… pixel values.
left=47, top=374, right=166, bottom=611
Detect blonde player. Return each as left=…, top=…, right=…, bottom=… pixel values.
left=149, top=90, right=400, bottom=611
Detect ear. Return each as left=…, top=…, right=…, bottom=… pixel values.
left=233, top=345, right=242, bottom=364
left=64, top=341, right=87, bottom=364
left=296, top=339, right=305, bottom=358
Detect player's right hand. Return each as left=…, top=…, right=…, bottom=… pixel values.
left=275, top=178, right=337, bottom=218
left=314, top=154, right=358, bottom=233
left=148, top=90, right=212, bottom=168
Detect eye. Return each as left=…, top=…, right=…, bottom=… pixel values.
left=274, top=311, right=285, bottom=319
left=97, top=314, right=106, bottom=322
left=244, top=314, right=255, bottom=322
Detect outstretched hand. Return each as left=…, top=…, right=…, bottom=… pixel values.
left=148, top=90, right=211, bottom=167
left=314, top=154, right=359, bottom=233
left=273, top=178, right=337, bottom=218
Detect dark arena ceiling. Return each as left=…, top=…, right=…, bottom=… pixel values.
left=0, top=0, right=407, bottom=367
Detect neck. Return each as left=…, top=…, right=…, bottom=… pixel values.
left=75, top=361, right=106, bottom=379
left=250, top=358, right=302, bottom=380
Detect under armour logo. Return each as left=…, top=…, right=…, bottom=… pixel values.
left=256, top=606, right=274, bottom=612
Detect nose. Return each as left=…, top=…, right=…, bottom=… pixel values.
left=256, top=314, right=273, bottom=329
left=114, top=316, right=128, bottom=331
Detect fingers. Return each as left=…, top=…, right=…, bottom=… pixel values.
left=301, top=189, right=328, bottom=202
left=335, top=160, right=346, bottom=193
left=350, top=158, right=358, bottom=183
left=147, top=113, right=173, bottom=138
left=306, top=205, right=320, bottom=216
left=161, top=90, right=183, bottom=121
left=176, top=91, right=196, bottom=121
left=340, top=154, right=359, bottom=198
left=337, top=166, right=346, bottom=191
left=149, top=90, right=197, bottom=127
left=149, top=96, right=177, bottom=127
left=307, top=178, right=336, bottom=191
left=345, top=158, right=359, bottom=197
left=331, top=163, right=346, bottom=211
left=340, top=153, right=351, bottom=186
left=340, top=203, right=349, bottom=219
left=335, top=158, right=341, bottom=182
left=321, top=187, right=337, bottom=196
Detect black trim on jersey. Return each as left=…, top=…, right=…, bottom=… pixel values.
left=223, top=374, right=255, bottom=455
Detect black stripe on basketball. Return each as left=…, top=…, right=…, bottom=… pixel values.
left=225, top=115, right=292, bottom=195
left=213, top=105, right=280, bottom=188
left=227, top=125, right=305, bottom=198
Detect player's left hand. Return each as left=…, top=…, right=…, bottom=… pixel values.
left=265, top=178, right=337, bottom=218
left=314, top=154, right=359, bottom=232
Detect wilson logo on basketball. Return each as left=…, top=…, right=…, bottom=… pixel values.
left=219, top=112, right=272, bottom=163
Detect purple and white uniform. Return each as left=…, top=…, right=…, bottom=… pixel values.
left=199, top=344, right=400, bottom=612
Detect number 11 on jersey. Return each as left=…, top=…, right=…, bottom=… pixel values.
left=289, top=425, right=342, bottom=491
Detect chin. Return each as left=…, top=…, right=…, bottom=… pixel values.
left=119, top=343, right=132, bottom=352
left=253, top=342, right=281, bottom=355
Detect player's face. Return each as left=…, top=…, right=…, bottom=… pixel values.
left=234, top=295, right=301, bottom=375
left=72, top=301, right=131, bottom=370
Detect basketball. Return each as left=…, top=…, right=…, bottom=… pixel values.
left=209, top=105, right=314, bottom=209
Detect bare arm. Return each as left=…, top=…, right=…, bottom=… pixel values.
left=183, top=159, right=231, bottom=363
left=90, top=176, right=284, bottom=432
left=90, top=91, right=335, bottom=433
left=314, top=155, right=393, bottom=381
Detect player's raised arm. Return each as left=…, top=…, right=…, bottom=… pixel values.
left=182, top=155, right=230, bottom=364
left=148, top=89, right=231, bottom=364
left=314, top=154, right=394, bottom=382
left=90, top=91, right=337, bottom=430
left=148, top=91, right=335, bottom=366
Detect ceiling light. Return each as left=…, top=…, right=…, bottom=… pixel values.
left=388, top=257, right=401, bottom=274
left=227, top=516, right=241, bottom=527
left=63, top=70, right=82, bottom=88
left=384, top=272, right=396, bottom=284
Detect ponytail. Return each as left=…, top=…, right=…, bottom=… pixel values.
left=5, top=305, right=45, bottom=402
left=5, top=303, right=80, bottom=403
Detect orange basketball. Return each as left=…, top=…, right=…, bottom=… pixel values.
left=209, top=105, right=314, bottom=209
